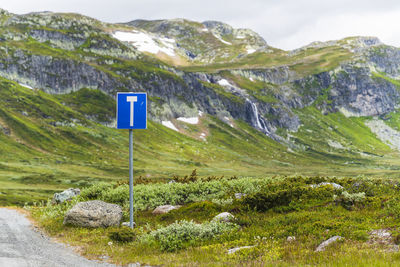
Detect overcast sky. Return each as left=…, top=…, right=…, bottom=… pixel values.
left=1, top=0, right=400, bottom=50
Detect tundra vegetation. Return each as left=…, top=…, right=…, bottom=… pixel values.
left=29, top=174, right=400, bottom=266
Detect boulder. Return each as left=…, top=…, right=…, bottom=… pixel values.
left=63, top=200, right=122, bottom=228
left=152, top=205, right=181, bottom=215
left=315, top=236, right=344, bottom=252
left=213, top=212, right=235, bottom=222
left=52, top=188, right=80, bottom=204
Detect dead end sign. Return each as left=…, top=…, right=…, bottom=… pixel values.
left=116, top=92, right=147, bottom=229
left=117, top=92, right=147, bottom=129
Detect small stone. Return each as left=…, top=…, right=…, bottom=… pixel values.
left=227, top=246, right=254, bottom=254
left=310, top=182, right=344, bottom=190
left=287, top=236, right=296, bottom=242
left=213, top=212, right=235, bottom=223
left=234, top=193, right=246, bottom=199
left=315, top=236, right=344, bottom=252
left=152, top=205, right=181, bottom=214
left=122, top=222, right=136, bottom=227
left=168, top=180, right=176, bottom=184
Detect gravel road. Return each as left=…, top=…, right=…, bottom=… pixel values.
left=0, top=208, right=116, bottom=267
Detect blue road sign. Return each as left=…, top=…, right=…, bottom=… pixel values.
left=117, top=92, right=147, bottom=129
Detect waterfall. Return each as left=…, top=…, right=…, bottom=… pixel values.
left=247, top=99, right=270, bottom=134
left=250, top=101, right=263, bottom=129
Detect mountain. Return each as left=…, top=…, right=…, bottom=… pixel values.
left=1, top=9, right=400, bottom=204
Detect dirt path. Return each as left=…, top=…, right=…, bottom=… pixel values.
left=0, top=208, right=116, bottom=267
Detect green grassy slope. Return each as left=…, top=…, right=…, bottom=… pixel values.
left=2, top=76, right=400, bottom=205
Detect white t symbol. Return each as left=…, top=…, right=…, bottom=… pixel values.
left=127, top=96, right=138, bottom=127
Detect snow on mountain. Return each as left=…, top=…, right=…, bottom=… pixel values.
left=113, top=30, right=176, bottom=56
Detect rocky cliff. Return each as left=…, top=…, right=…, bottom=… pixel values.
left=0, top=9, right=400, bottom=146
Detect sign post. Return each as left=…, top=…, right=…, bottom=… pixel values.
left=117, top=92, right=147, bottom=228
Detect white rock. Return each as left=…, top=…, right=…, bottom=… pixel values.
left=234, top=193, right=246, bottom=199
left=287, top=236, right=296, bottom=242
left=213, top=212, right=235, bottom=222
left=310, top=182, right=344, bottom=190
left=227, top=246, right=254, bottom=254
left=152, top=205, right=181, bottom=215
left=122, top=222, right=136, bottom=227
left=315, top=236, right=344, bottom=252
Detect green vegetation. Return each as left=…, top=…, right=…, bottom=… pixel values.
left=181, top=45, right=353, bottom=77
left=30, top=176, right=400, bottom=266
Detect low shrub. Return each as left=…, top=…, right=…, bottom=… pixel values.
left=148, top=219, right=239, bottom=251
left=109, top=227, right=136, bottom=242
left=242, top=185, right=337, bottom=212
left=80, top=182, right=113, bottom=200
left=334, top=191, right=366, bottom=210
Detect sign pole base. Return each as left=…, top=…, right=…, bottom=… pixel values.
left=129, top=129, right=134, bottom=228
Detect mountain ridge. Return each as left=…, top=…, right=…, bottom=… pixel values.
left=1, top=8, right=400, bottom=205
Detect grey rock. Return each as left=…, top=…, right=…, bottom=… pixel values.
left=311, top=182, right=344, bottom=190
left=213, top=212, right=235, bottom=223
left=227, top=246, right=254, bottom=254
left=52, top=188, right=80, bottom=204
left=152, top=205, right=181, bottom=215
left=315, top=236, right=344, bottom=252
left=234, top=193, right=246, bottom=199
left=64, top=200, right=123, bottom=228
left=122, top=222, right=136, bottom=228
left=368, top=229, right=392, bottom=245
left=287, top=236, right=296, bottom=242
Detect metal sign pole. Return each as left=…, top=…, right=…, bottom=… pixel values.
left=129, top=129, right=134, bottom=228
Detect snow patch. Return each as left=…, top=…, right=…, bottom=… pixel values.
left=162, top=121, right=179, bottom=132
left=236, top=35, right=245, bottom=39
left=18, top=83, right=33, bottom=89
left=201, top=28, right=209, bottom=32
left=366, top=119, right=400, bottom=150
left=213, top=34, right=232, bottom=45
left=217, top=79, right=233, bottom=87
left=177, top=117, right=199, bottom=124
left=200, top=132, right=207, bottom=141
left=198, top=110, right=204, bottom=117
left=113, top=31, right=175, bottom=56
left=339, top=107, right=362, bottom=117
left=224, top=116, right=234, bottom=128
left=246, top=48, right=256, bottom=54
left=249, top=77, right=254, bottom=82
left=327, top=139, right=345, bottom=149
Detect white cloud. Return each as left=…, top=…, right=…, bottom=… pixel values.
left=2, top=0, right=400, bottom=50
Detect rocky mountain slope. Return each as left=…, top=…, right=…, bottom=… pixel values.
left=1, top=8, right=400, bottom=204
